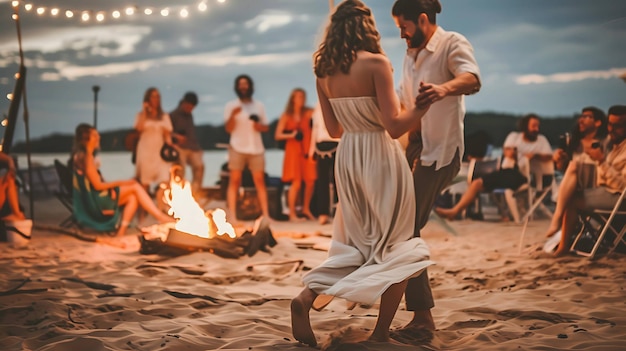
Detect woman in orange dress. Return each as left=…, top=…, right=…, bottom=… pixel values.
left=275, top=88, right=317, bottom=221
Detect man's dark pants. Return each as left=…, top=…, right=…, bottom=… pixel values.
left=405, top=134, right=460, bottom=311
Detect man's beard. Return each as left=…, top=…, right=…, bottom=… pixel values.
left=408, top=28, right=426, bottom=48
left=236, top=89, right=252, bottom=99
left=525, top=131, right=539, bottom=141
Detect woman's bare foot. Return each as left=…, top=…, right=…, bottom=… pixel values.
left=318, top=214, right=330, bottom=225
left=291, top=295, right=317, bottom=347
left=301, top=211, right=316, bottom=221
left=544, top=223, right=560, bottom=238
left=289, top=215, right=306, bottom=222
left=553, top=245, right=570, bottom=257
left=434, top=207, right=457, bottom=221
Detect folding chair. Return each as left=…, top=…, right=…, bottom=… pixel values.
left=53, top=159, right=76, bottom=228
left=518, top=159, right=555, bottom=253
left=571, top=185, right=626, bottom=259
left=465, top=157, right=501, bottom=219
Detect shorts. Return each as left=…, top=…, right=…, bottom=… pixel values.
left=228, top=148, right=265, bottom=172
left=482, top=168, right=527, bottom=192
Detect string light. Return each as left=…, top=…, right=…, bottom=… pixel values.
left=12, top=14, right=18, bottom=20
left=10, top=1, right=226, bottom=23
left=6, top=94, right=13, bottom=101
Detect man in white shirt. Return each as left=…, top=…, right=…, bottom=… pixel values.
left=392, top=0, right=481, bottom=333
left=224, top=74, right=270, bottom=223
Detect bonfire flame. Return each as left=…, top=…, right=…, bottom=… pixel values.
left=165, top=169, right=236, bottom=239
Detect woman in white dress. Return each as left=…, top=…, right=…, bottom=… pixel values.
left=134, top=87, right=174, bottom=206
left=291, top=0, right=433, bottom=346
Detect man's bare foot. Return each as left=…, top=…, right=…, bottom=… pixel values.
left=291, top=296, right=317, bottom=346
left=402, top=310, right=436, bottom=331
left=434, top=207, right=456, bottom=221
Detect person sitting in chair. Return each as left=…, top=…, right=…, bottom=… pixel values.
left=436, top=114, right=551, bottom=221
left=547, top=105, right=626, bottom=257
left=0, top=152, right=26, bottom=221
left=72, top=124, right=174, bottom=237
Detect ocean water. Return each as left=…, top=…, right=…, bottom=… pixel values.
left=16, top=149, right=286, bottom=187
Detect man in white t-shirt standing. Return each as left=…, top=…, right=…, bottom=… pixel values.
left=224, top=74, right=270, bottom=224
left=392, top=0, right=481, bottom=334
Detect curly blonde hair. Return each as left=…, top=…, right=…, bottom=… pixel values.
left=314, top=0, right=382, bottom=78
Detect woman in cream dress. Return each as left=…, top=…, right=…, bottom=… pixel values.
left=134, top=87, right=174, bottom=205
left=291, top=0, right=433, bottom=346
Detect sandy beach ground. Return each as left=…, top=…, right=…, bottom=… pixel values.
left=1, top=195, right=625, bottom=351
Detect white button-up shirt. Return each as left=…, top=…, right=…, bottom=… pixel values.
left=398, top=26, right=481, bottom=170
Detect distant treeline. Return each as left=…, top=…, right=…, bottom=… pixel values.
left=12, top=111, right=579, bottom=154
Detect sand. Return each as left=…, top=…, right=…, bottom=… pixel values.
left=1, top=197, right=625, bottom=351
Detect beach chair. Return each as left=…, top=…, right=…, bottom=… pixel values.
left=570, top=185, right=626, bottom=259
left=517, top=159, right=555, bottom=253
left=53, top=159, right=76, bottom=228
left=465, top=157, right=501, bottom=220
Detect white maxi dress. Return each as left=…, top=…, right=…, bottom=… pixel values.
left=302, top=96, right=433, bottom=305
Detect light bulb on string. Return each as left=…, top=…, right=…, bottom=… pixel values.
left=96, top=12, right=105, bottom=22
left=112, top=10, right=121, bottom=19
left=51, top=8, right=59, bottom=16
left=65, top=10, right=73, bottom=18
left=180, top=8, right=189, bottom=18
left=125, top=7, right=135, bottom=16
left=6, top=94, right=13, bottom=101
left=24, top=4, right=32, bottom=11
left=217, top=0, right=226, bottom=3
left=12, top=14, right=18, bottom=20
left=161, top=8, right=170, bottom=17
left=14, top=72, right=20, bottom=79
left=11, top=1, right=19, bottom=8
left=1, top=119, right=8, bottom=127
left=198, top=2, right=208, bottom=11
left=36, top=7, right=44, bottom=15
left=81, top=11, right=90, bottom=22
left=144, top=8, right=153, bottom=15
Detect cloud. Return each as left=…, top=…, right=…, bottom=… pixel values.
left=37, top=46, right=311, bottom=80
left=0, top=25, right=151, bottom=57
left=516, top=67, right=626, bottom=85
left=244, top=10, right=307, bottom=33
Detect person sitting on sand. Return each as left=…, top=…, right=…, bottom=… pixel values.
left=545, top=105, right=626, bottom=257
left=72, top=123, right=174, bottom=237
left=436, top=114, right=553, bottom=222
left=0, top=152, right=26, bottom=221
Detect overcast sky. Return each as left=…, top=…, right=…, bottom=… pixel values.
left=1, top=0, right=625, bottom=141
